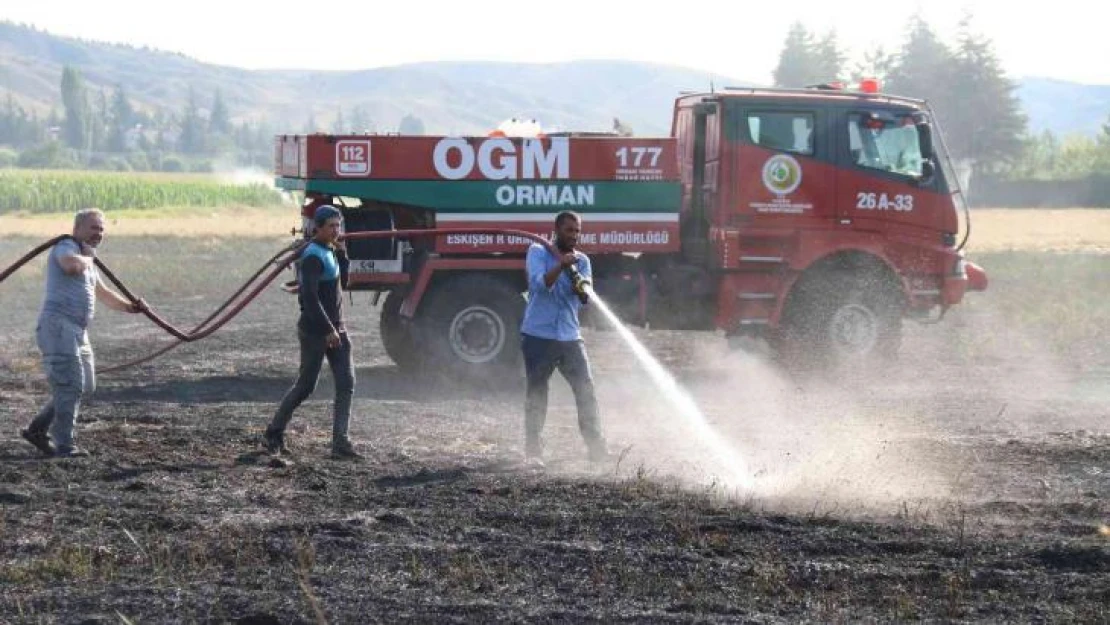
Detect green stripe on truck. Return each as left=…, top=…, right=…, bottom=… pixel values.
left=275, top=178, right=681, bottom=213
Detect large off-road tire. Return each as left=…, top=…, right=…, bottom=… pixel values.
left=380, top=289, right=422, bottom=371
left=413, top=274, right=525, bottom=385
left=775, top=270, right=903, bottom=373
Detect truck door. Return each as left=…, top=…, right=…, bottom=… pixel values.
left=682, top=101, right=720, bottom=262
left=728, top=103, right=834, bottom=225
left=834, top=107, right=949, bottom=234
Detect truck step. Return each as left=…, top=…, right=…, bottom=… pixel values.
left=738, top=255, right=784, bottom=264
left=735, top=292, right=777, bottom=325
left=738, top=318, right=770, bottom=325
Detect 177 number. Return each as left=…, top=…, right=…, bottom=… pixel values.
left=616, top=146, right=662, bottom=168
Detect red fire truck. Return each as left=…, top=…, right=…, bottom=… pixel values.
left=273, top=80, right=988, bottom=380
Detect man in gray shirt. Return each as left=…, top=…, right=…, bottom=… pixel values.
left=21, top=208, right=145, bottom=458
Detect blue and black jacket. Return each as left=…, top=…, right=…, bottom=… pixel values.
left=297, top=241, right=350, bottom=336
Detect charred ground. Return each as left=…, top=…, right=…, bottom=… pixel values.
left=0, top=235, right=1107, bottom=623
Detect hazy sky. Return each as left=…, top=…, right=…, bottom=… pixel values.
left=4, top=0, right=1107, bottom=85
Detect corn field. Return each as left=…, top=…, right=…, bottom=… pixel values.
left=0, top=170, right=284, bottom=213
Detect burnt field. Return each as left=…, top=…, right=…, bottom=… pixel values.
left=0, top=232, right=1108, bottom=623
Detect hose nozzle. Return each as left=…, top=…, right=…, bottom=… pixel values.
left=565, top=265, right=591, bottom=304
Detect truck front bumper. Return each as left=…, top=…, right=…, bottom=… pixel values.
left=942, top=259, right=987, bottom=306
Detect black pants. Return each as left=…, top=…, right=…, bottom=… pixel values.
left=269, top=330, right=355, bottom=444
left=521, top=333, right=604, bottom=453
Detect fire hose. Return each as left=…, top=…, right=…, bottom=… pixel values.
left=1, top=228, right=558, bottom=373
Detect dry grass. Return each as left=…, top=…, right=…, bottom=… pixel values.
left=964, top=208, right=1110, bottom=253
left=954, top=250, right=1109, bottom=360
left=0, top=206, right=296, bottom=239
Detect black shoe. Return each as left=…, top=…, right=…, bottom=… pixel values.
left=263, top=429, right=288, bottom=455
left=54, top=445, right=90, bottom=458
left=20, top=428, right=55, bottom=456
left=331, top=438, right=362, bottom=460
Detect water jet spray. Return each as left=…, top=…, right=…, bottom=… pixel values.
left=579, top=280, right=754, bottom=491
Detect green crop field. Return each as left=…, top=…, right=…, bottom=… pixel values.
left=0, top=169, right=285, bottom=213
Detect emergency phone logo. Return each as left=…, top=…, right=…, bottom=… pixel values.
left=336, top=139, right=372, bottom=177
left=761, top=154, right=802, bottom=196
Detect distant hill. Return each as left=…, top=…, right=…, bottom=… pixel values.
left=1, top=21, right=1107, bottom=138
left=1017, top=78, right=1110, bottom=137
left=0, top=21, right=743, bottom=136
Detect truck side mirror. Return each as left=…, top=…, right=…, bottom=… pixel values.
left=917, top=121, right=934, bottom=160
left=917, top=159, right=936, bottom=186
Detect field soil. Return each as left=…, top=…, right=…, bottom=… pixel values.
left=0, top=230, right=1107, bottom=623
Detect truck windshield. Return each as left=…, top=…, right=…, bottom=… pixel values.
left=848, top=113, right=923, bottom=177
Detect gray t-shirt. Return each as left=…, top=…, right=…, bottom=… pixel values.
left=40, top=239, right=98, bottom=328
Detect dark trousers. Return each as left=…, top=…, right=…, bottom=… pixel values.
left=522, top=333, right=604, bottom=453
left=269, top=330, right=355, bottom=444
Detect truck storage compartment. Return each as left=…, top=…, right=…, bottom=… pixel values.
left=341, top=208, right=396, bottom=260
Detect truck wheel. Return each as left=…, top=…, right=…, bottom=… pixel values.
left=777, top=271, right=902, bottom=372
left=380, top=289, right=421, bottom=371
left=415, top=274, right=525, bottom=384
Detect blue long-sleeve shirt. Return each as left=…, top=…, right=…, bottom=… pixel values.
left=520, top=242, right=591, bottom=341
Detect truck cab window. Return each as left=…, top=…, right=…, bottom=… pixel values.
left=848, top=113, right=923, bottom=177
left=746, top=112, right=814, bottom=155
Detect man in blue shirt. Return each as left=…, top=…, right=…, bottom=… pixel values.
left=520, top=211, right=609, bottom=466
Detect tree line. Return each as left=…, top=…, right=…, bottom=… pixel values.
left=0, top=66, right=428, bottom=173
left=1, top=67, right=272, bottom=171
left=772, top=15, right=1110, bottom=182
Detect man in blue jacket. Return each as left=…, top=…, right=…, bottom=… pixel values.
left=520, top=211, right=610, bottom=466
left=265, top=205, right=361, bottom=459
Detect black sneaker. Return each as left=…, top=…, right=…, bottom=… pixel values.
left=331, top=438, right=362, bottom=460
left=54, top=446, right=90, bottom=458
left=263, top=429, right=288, bottom=455
left=20, top=428, right=55, bottom=456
